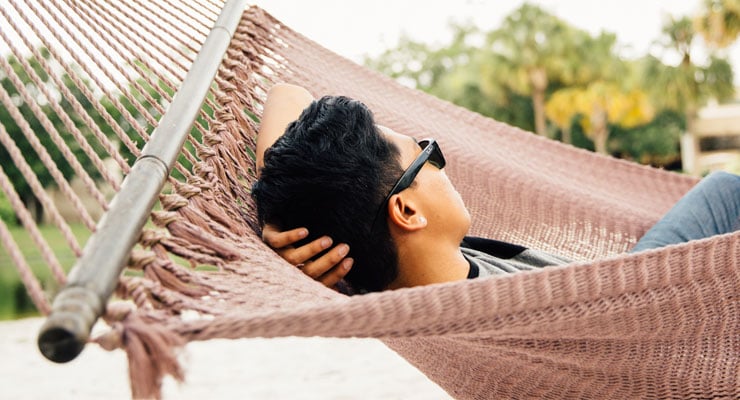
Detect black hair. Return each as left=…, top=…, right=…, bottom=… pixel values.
left=251, top=96, right=403, bottom=293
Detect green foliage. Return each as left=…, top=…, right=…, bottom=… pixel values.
left=433, top=62, right=536, bottom=132
left=0, top=222, right=92, bottom=319
left=641, top=16, right=735, bottom=118
left=610, top=110, right=685, bottom=167
left=695, top=0, right=740, bottom=48
left=364, top=3, right=736, bottom=167
left=0, top=49, right=209, bottom=318
left=0, top=49, right=111, bottom=222
left=568, top=121, right=595, bottom=152
left=0, top=48, right=208, bottom=225
left=96, top=61, right=210, bottom=181
left=0, top=191, right=14, bottom=225
left=0, top=48, right=205, bottom=225
left=364, top=21, right=479, bottom=93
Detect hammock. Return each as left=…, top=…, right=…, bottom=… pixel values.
left=1, top=1, right=738, bottom=399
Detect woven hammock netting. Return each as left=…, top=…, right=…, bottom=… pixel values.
left=0, top=1, right=738, bottom=399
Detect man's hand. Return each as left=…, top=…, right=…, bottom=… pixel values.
left=262, top=224, right=353, bottom=289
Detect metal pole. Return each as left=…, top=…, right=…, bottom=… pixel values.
left=37, top=0, right=248, bottom=363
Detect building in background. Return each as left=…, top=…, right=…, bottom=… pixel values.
left=682, top=97, right=740, bottom=176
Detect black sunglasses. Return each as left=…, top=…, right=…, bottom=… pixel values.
left=371, top=138, right=446, bottom=230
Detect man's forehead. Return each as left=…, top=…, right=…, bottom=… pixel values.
left=379, top=127, right=417, bottom=162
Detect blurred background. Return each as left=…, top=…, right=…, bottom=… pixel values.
left=2, top=0, right=740, bottom=320
left=257, top=0, right=740, bottom=174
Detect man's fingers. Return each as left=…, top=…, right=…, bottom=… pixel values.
left=260, top=224, right=352, bottom=290
left=318, top=258, right=353, bottom=289
left=301, top=243, right=349, bottom=278
left=262, top=224, right=308, bottom=249
left=280, top=236, right=334, bottom=265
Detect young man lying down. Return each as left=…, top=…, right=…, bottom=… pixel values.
left=252, top=83, right=740, bottom=294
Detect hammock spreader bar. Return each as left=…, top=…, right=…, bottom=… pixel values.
left=36, top=0, right=248, bottom=364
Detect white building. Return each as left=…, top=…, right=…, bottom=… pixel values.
left=682, top=101, right=740, bottom=176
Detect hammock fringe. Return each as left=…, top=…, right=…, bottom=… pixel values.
left=36, top=0, right=248, bottom=364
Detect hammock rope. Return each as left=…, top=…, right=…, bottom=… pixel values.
left=0, top=2, right=737, bottom=399
left=0, top=0, right=227, bottom=363
left=33, top=0, right=245, bottom=368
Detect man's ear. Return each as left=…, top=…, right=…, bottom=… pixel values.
left=386, top=193, right=428, bottom=232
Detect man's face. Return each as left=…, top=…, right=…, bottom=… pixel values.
left=378, top=126, right=471, bottom=240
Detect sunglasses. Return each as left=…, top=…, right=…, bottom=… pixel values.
left=371, top=138, right=446, bottom=230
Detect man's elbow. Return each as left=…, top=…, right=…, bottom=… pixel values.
left=268, top=83, right=313, bottom=104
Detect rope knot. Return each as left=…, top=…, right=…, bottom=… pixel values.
left=139, top=229, right=168, bottom=247
left=160, top=193, right=189, bottom=211
left=94, top=301, right=135, bottom=351
left=94, top=322, right=125, bottom=351
left=129, top=248, right=159, bottom=269
left=151, top=210, right=179, bottom=227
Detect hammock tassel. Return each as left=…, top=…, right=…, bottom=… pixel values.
left=96, top=303, right=186, bottom=400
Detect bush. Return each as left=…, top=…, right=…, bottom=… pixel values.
left=610, top=110, right=685, bottom=169
left=0, top=279, right=39, bottom=319
left=0, top=192, right=17, bottom=226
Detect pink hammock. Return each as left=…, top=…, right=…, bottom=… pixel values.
left=1, top=2, right=736, bottom=399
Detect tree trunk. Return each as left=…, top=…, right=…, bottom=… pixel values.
left=685, top=107, right=697, bottom=134
left=35, top=197, right=43, bottom=224
left=561, top=127, right=572, bottom=144
left=24, top=195, right=44, bottom=224
left=594, top=128, right=609, bottom=154
left=532, top=89, right=547, bottom=136
left=591, top=110, right=609, bottom=154
left=529, top=68, right=548, bottom=136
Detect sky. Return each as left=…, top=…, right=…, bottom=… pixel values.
left=251, top=0, right=740, bottom=79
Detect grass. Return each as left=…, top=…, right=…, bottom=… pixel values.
left=0, top=222, right=92, bottom=320
left=0, top=218, right=209, bottom=321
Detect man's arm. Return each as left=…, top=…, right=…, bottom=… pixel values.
left=256, top=83, right=314, bottom=172
left=256, top=84, right=352, bottom=289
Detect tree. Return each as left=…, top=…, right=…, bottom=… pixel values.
left=0, top=50, right=189, bottom=224
left=610, top=110, right=685, bottom=167
left=642, top=16, right=734, bottom=131
left=482, top=3, right=576, bottom=136
left=544, top=87, right=580, bottom=144
left=365, top=21, right=479, bottom=93
left=365, top=21, right=537, bottom=131
left=694, top=0, right=740, bottom=48
left=0, top=49, right=109, bottom=223
left=364, top=7, right=619, bottom=137
left=97, top=62, right=206, bottom=181
left=574, top=82, right=654, bottom=154
left=362, top=6, right=722, bottom=165
left=547, top=81, right=654, bottom=154
left=545, top=29, right=638, bottom=149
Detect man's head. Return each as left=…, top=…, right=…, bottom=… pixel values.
left=252, top=96, right=403, bottom=292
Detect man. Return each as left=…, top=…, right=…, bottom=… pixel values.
left=253, top=83, right=740, bottom=293
left=253, top=84, right=493, bottom=293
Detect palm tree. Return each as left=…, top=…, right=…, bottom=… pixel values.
left=577, top=82, right=654, bottom=154
left=546, top=82, right=654, bottom=154
left=642, top=16, right=734, bottom=131
left=364, top=22, right=479, bottom=93
left=694, top=0, right=740, bottom=48
left=482, top=3, right=574, bottom=136
left=544, top=88, right=580, bottom=144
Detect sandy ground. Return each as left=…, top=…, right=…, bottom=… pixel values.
left=0, top=317, right=452, bottom=400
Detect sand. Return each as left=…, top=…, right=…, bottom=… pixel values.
left=0, top=317, right=452, bottom=399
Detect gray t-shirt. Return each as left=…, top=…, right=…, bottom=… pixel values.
left=460, top=236, right=572, bottom=278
